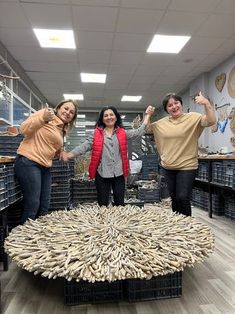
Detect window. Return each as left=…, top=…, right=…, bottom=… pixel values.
left=13, top=97, right=29, bottom=126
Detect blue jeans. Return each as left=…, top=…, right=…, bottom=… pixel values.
left=163, top=168, right=197, bottom=216
left=14, top=155, right=52, bottom=223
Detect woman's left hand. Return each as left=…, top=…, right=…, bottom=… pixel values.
left=195, top=91, right=210, bottom=106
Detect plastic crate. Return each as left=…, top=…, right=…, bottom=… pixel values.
left=138, top=187, right=160, bottom=202
left=64, top=279, right=123, bottom=305
left=196, top=161, right=209, bottom=181
left=125, top=272, right=182, bottom=302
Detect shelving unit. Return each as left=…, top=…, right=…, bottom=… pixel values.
left=194, top=157, right=235, bottom=218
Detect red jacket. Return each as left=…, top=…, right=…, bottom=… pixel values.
left=89, top=127, right=129, bottom=179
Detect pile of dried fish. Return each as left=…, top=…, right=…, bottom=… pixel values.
left=5, top=203, right=214, bottom=282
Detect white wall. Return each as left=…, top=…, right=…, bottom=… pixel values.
left=188, top=55, right=235, bottom=153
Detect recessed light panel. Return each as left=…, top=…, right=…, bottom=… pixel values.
left=147, top=34, right=191, bottom=54
left=121, top=95, right=142, bottom=102
left=33, top=29, right=76, bottom=49
left=63, top=94, right=84, bottom=100
left=80, top=73, right=106, bottom=83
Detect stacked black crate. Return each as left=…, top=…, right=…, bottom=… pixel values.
left=0, top=166, right=8, bottom=211
left=196, top=161, right=209, bottom=181
left=191, top=187, right=209, bottom=210
left=50, top=159, right=71, bottom=211
left=224, top=193, right=235, bottom=220
left=138, top=185, right=161, bottom=203
left=0, top=134, right=23, bottom=156
left=141, top=154, right=158, bottom=180
left=6, top=163, right=23, bottom=230
left=211, top=192, right=224, bottom=216
left=70, top=179, right=97, bottom=206
left=7, top=164, right=22, bottom=205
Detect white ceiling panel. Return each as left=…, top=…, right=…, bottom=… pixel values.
left=71, top=0, right=119, bottom=6
left=157, top=11, right=208, bottom=35
left=134, top=64, right=166, bottom=77
left=168, top=0, right=220, bottom=13
left=113, top=33, right=151, bottom=51
left=21, top=0, right=70, bottom=3
left=214, top=39, right=235, bottom=55
left=72, top=6, right=118, bottom=32
left=21, top=3, right=72, bottom=28
left=195, top=14, right=235, bottom=38
left=214, top=0, right=235, bottom=15
left=20, top=60, right=79, bottom=73
left=0, top=28, right=38, bottom=46
left=182, top=37, right=226, bottom=54
left=120, top=0, right=171, bottom=10
left=116, top=8, right=164, bottom=34
left=26, top=71, right=79, bottom=81
left=107, top=64, right=137, bottom=77
left=141, top=54, right=177, bottom=67
left=33, top=80, right=59, bottom=89
left=110, top=51, right=144, bottom=65
left=6, top=46, right=77, bottom=62
left=78, top=49, right=110, bottom=64
left=0, top=3, right=31, bottom=27
left=77, top=31, right=114, bottom=50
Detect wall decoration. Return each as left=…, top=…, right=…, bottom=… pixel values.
left=227, top=66, right=235, bottom=98
left=215, top=73, right=226, bottom=92
left=215, top=101, right=230, bottom=134
left=228, top=106, right=235, bottom=146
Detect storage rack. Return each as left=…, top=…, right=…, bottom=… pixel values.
left=194, top=157, right=235, bottom=218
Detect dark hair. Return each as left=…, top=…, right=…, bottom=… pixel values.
left=162, top=93, right=183, bottom=113
left=96, top=106, right=123, bottom=128
left=54, top=99, right=78, bottom=133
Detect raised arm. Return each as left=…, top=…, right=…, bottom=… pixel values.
left=195, top=92, right=216, bottom=126
left=126, top=105, right=155, bottom=139
left=59, top=131, right=94, bottom=162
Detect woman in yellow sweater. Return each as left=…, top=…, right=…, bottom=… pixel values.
left=15, top=100, right=78, bottom=223
left=151, top=92, right=216, bottom=216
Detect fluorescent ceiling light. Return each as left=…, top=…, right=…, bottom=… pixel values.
left=33, top=29, right=76, bottom=49
left=63, top=93, right=84, bottom=100
left=121, top=115, right=126, bottom=119
left=147, top=34, right=191, bottom=54
left=77, top=114, right=86, bottom=118
left=121, top=95, right=142, bottom=102
left=81, top=73, right=106, bottom=83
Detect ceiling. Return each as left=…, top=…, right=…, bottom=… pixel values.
left=1, top=0, right=235, bottom=111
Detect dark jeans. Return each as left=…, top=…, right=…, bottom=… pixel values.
left=163, top=168, right=197, bottom=216
left=95, top=172, right=125, bottom=206
left=14, top=155, right=52, bottom=224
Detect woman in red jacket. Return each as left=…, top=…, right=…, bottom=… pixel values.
left=61, top=105, right=154, bottom=206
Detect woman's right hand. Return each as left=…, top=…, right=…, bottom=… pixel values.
left=59, top=151, right=74, bottom=162
left=43, top=105, right=55, bottom=123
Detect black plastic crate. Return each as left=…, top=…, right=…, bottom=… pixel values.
left=125, top=272, right=182, bottom=302
left=138, top=187, right=160, bottom=202
left=64, top=279, right=123, bottom=305
left=196, top=161, right=209, bottom=181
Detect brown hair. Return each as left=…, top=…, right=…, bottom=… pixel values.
left=54, top=99, right=78, bottom=134
left=162, top=93, right=183, bottom=113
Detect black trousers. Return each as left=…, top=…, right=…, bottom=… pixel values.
left=163, top=168, right=197, bottom=216
left=95, top=172, right=125, bottom=206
